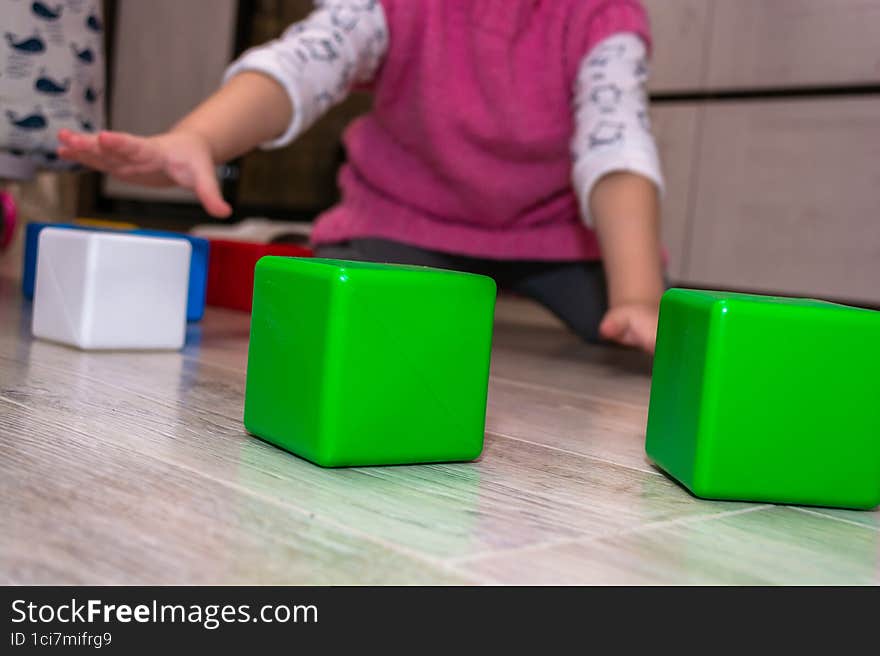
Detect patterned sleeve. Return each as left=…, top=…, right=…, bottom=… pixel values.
left=571, top=32, right=664, bottom=227
left=223, top=0, right=389, bottom=149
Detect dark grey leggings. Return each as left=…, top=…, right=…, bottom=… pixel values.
left=314, top=238, right=608, bottom=343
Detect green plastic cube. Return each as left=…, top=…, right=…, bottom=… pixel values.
left=244, top=257, right=496, bottom=467
left=646, top=288, right=880, bottom=510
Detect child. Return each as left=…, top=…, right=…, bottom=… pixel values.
left=58, top=0, right=665, bottom=353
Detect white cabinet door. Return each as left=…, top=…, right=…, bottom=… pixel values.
left=685, top=97, right=880, bottom=304
left=651, top=104, right=702, bottom=281
left=643, top=0, right=713, bottom=92
left=707, top=0, right=880, bottom=89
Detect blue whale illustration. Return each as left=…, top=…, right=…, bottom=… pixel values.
left=32, top=2, right=63, bottom=20
left=70, top=44, right=94, bottom=63
left=6, top=110, right=48, bottom=130
left=86, top=13, right=103, bottom=32
left=5, top=33, right=46, bottom=54
left=35, top=72, right=70, bottom=95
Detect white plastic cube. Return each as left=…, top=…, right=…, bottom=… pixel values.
left=32, top=228, right=191, bottom=350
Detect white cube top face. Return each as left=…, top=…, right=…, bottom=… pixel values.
left=32, top=228, right=191, bottom=350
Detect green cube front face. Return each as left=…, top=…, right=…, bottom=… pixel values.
left=646, top=288, right=880, bottom=510
left=244, top=257, right=497, bottom=467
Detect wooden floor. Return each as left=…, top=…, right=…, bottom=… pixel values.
left=1, top=272, right=878, bottom=585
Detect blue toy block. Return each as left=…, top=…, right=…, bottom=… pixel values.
left=22, top=222, right=209, bottom=322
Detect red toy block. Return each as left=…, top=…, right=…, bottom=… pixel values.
left=206, top=239, right=313, bottom=312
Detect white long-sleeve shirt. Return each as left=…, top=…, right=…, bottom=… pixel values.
left=224, top=0, right=663, bottom=227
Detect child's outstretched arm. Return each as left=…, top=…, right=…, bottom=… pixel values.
left=572, top=32, right=665, bottom=353
left=58, top=0, right=389, bottom=217
left=58, top=72, right=292, bottom=217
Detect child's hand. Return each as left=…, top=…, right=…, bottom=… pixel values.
left=599, top=303, right=658, bottom=354
left=57, top=129, right=232, bottom=218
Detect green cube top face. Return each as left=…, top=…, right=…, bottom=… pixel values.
left=244, top=257, right=497, bottom=467
left=646, top=288, right=880, bottom=510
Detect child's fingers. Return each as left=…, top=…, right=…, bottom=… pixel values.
left=57, top=128, right=85, bottom=146
left=163, top=151, right=231, bottom=218
left=637, top=322, right=657, bottom=354
left=190, top=163, right=232, bottom=218
left=97, top=131, right=158, bottom=164
left=57, top=145, right=112, bottom=172
left=599, top=312, right=626, bottom=340
left=58, top=130, right=134, bottom=169
left=616, top=318, right=654, bottom=353
left=58, top=130, right=102, bottom=157
left=600, top=306, right=657, bottom=354
left=56, top=145, right=78, bottom=162
left=600, top=312, right=648, bottom=350
left=621, top=328, right=644, bottom=349
left=168, top=155, right=232, bottom=218
left=57, top=128, right=75, bottom=144
left=58, top=145, right=131, bottom=173
left=59, top=132, right=125, bottom=168
left=613, top=324, right=639, bottom=347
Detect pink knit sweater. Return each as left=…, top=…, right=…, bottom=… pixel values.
left=311, top=0, right=651, bottom=260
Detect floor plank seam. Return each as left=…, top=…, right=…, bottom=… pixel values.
left=446, top=504, right=772, bottom=568
left=487, top=429, right=662, bottom=477
left=0, top=349, right=247, bottom=428
left=7, top=355, right=657, bottom=490
left=0, top=393, right=31, bottom=411
left=5, top=348, right=663, bottom=482
left=4, top=385, right=727, bottom=586
left=790, top=506, right=880, bottom=531
left=6, top=358, right=592, bottom=548
left=179, top=352, right=247, bottom=375
left=490, top=374, right=649, bottom=411
left=147, top=458, right=486, bottom=583
left=1, top=396, right=476, bottom=584
left=10, top=289, right=876, bottom=584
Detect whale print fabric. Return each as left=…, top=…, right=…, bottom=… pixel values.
left=571, top=32, right=663, bottom=226
left=1, top=0, right=105, bottom=174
